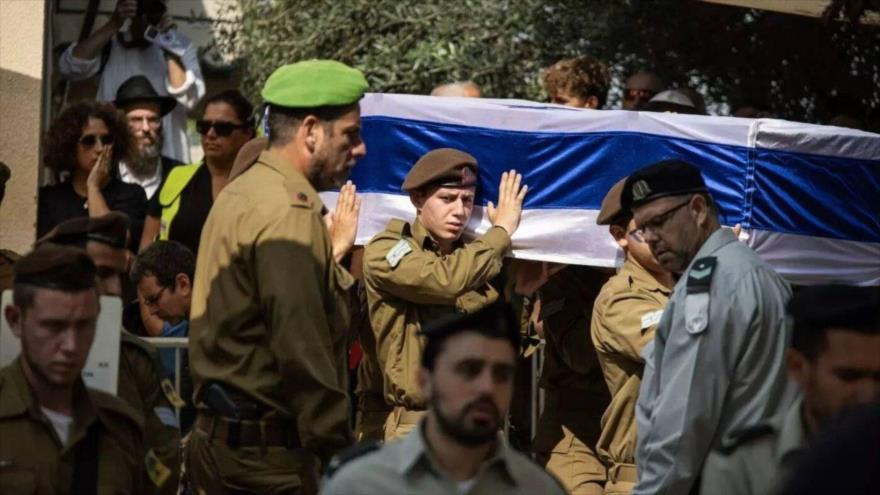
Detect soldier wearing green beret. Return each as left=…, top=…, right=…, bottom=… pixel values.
left=0, top=244, right=145, bottom=494
left=38, top=212, right=184, bottom=495
left=362, top=147, right=529, bottom=441
left=186, top=59, right=368, bottom=494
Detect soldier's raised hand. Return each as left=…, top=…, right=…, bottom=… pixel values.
left=487, top=170, right=528, bottom=236
left=325, top=180, right=362, bottom=263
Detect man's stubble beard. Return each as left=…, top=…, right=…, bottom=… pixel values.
left=431, top=388, right=500, bottom=447
left=128, top=136, right=163, bottom=178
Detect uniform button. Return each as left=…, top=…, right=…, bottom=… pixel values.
left=297, top=192, right=308, bottom=202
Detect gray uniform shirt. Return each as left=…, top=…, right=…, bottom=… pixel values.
left=322, top=420, right=567, bottom=495
left=700, top=397, right=809, bottom=495
left=634, top=228, right=795, bottom=495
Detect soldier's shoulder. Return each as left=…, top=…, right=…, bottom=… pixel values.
left=325, top=441, right=383, bottom=479
left=120, top=332, right=161, bottom=361
left=717, top=421, right=778, bottom=456
left=89, top=388, right=145, bottom=433
left=365, top=219, right=414, bottom=256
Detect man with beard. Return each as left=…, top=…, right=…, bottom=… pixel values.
left=624, top=160, right=794, bottom=495
left=186, top=60, right=367, bottom=495
left=362, top=148, right=527, bottom=441
left=323, top=303, right=567, bottom=494
left=114, top=75, right=181, bottom=204
left=58, top=0, right=204, bottom=163
left=0, top=244, right=144, bottom=493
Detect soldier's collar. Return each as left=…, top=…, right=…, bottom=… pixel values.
left=256, top=149, right=325, bottom=214
left=621, top=258, right=672, bottom=295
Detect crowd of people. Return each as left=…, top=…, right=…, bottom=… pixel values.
left=1, top=1, right=878, bottom=494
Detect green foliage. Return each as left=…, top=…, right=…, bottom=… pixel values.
left=218, top=0, right=880, bottom=125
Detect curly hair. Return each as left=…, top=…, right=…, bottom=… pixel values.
left=543, top=55, right=611, bottom=108
left=44, top=101, right=133, bottom=180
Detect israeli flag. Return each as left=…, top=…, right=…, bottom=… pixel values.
left=323, top=94, right=880, bottom=286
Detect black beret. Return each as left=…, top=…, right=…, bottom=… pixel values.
left=621, top=159, right=709, bottom=210
left=14, top=244, right=97, bottom=291
left=788, top=285, right=880, bottom=332
left=402, top=148, right=478, bottom=192
left=36, top=212, right=130, bottom=249
left=597, top=177, right=628, bottom=225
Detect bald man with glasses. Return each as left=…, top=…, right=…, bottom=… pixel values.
left=621, top=160, right=795, bottom=495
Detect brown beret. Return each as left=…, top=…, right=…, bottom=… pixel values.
left=402, top=148, right=478, bottom=192
left=596, top=178, right=629, bottom=225
left=37, top=212, right=130, bottom=250
left=14, top=244, right=97, bottom=291
left=229, top=137, right=269, bottom=181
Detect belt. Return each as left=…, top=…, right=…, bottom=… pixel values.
left=196, top=413, right=301, bottom=450
left=608, top=463, right=638, bottom=483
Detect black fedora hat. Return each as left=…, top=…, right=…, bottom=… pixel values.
left=114, top=76, right=177, bottom=117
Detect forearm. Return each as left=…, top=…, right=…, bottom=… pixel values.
left=87, top=186, right=112, bottom=217
left=140, top=215, right=161, bottom=252
left=72, top=20, right=120, bottom=60
left=166, top=55, right=186, bottom=90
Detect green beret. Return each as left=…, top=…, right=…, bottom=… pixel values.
left=261, top=60, right=368, bottom=108
left=402, top=148, right=478, bottom=192
left=14, top=244, right=97, bottom=291
left=36, top=212, right=130, bottom=250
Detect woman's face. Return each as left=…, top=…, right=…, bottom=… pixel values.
left=76, top=117, right=111, bottom=174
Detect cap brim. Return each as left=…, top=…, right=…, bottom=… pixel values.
left=115, top=96, right=178, bottom=117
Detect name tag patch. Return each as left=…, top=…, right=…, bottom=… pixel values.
left=385, top=239, right=413, bottom=268
left=641, top=309, right=664, bottom=330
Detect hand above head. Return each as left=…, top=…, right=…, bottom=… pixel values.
left=87, top=145, right=113, bottom=192
left=487, top=169, right=528, bottom=236
left=324, top=181, right=362, bottom=263
left=110, top=0, right=138, bottom=31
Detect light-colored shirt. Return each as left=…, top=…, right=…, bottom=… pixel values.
left=119, top=160, right=163, bottom=200
left=40, top=407, right=74, bottom=446
left=633, top=228, right=795, bottom=495
left=323, top=420, right=567, bottom=495
left=58, top=34, right=205, bottom=163
left=700, top=397, right=809, bottom=495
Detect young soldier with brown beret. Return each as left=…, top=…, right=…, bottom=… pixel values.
left=362, top=148, right=528, bottom=441
left=0, top=244, right=144, bottom=494
left=590, top=178, right=673, bottom=495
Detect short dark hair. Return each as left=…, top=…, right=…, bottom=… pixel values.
left=420, top=302, right=520, bottom=371
left=130, top=240, right=195, bottom=288
left=266, top=103, right=356, bottom=147
left=543, top=55, right=610, bottom=107
left=44, top=101, right=133, bottom=180
left=203, top=89, right=255, bottom=127
left=789, top=285, right=880, bottom=359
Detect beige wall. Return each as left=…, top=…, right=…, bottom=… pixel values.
left=0, top=1, right=47, bottom=253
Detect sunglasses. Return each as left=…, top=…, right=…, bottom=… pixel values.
left=79, top=134, right=115, bottom=148
left=196, top=120, right=249, bottom=137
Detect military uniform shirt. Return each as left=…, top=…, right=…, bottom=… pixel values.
left=189, top=149, right=354, bottom=465
left=322, top=420, right=567, bottom=495
left=363, top=219, right=509, bottom=410
left=591, top=258, right=670, bottom=470
left=0, top=359, right=145, bottom=494
left=700, top=397, right=809, bottom=495
left=634, top=228, right=795, bottom=495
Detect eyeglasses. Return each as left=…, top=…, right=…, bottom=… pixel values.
left=632, top=199, right=691, bottom=241
left=79, top=134, right=114, bottom=148
left=143, top=286, right=168, bottom=307
left=128, top=115, right=161, bottom=129
left=196, top=120, right=249, bottom=137
left=624, top=89, right=657, bottom=102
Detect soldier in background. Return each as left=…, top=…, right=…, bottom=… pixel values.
left=0, top=245, right=144, bottom=493
left=591, top=178, right=673, bottom=495
left=362, top=148, right=528, bottom=441
left=701, top=285, right=880, bottom=494
left=0, top=161, right=20, bottom=293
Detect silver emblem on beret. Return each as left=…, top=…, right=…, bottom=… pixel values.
left=632, top=180, right=651, bottom=201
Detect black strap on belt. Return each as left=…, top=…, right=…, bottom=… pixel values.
left=71, top=422, right=100, bottom=494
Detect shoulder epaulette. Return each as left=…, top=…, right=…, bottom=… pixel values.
left=686, top=256, right=717, bottom=294
left=325, top=441, right=382, bottom=478
left=386, top=219, right=411, bottom=236
left=718, top=422, right=775, bottom=455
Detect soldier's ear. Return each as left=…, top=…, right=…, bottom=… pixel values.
left=785, top=348, right=809, bottom=388
left=609, top=225, right=627, bottom=247
left=5, top=304, right=22, bottom=338
left=409, top=191, right=424, bottom=211
left=417, top=367, right=433, bottom=397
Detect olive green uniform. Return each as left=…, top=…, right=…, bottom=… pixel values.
left=119, top=332, right=183, bottom=494
left=533, top=266, right=611, bottom=495
left=353, top=284, right=392, bottom=443
left=0, top=359, right=145, bottom=494
left=363, top=219, right=509, bottom=441
left=187, top=149, right=354, bottom=494
left=590, top=259, right=670, bottom=495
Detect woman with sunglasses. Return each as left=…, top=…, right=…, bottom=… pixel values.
left=140, top=89, right=254, bottom=256
left=38, top=101, right=146, bottom=250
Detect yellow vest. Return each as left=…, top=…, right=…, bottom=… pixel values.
left=157, top=162, right=201, bottom=241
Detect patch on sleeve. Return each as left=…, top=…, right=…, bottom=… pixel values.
left=145, top=448, right=172, bottom=487
left=640, top=309, right=664, bottom=331
left=161, top=379, right=186, bottom=408
left=385, top=239, right=413, bottom=268
left=154, top=406, right=179, bottom=428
